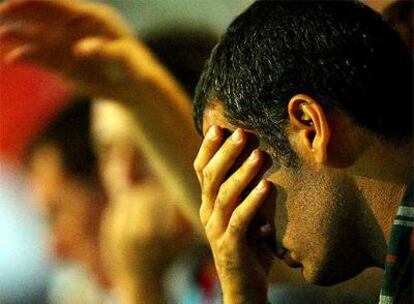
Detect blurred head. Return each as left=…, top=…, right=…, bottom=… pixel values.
left=92, top=99, right=193, bottom=255
left=194, top=1, right=412, bottom=285
left=91, top=99, right=150, bottom=202
left=93, top=29, right=217, bottom=212
left=26, top=97, right=106, bottom=275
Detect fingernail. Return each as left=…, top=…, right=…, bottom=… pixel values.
left=206, top=125, right=219, bottom=139
left=248, top=149, right=260, bottom=162
left=231, top=128, right=243, bottom=143
left=257, top=180, right=267, bottom=191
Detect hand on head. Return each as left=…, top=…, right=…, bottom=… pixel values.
left=194, top=125, right=275, bottom=304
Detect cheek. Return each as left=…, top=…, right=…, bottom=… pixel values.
left=284, top=194, right=335, bottom=251
left=273, top=172, right=343, bottom=253
left=297, top=180, right=359, bottom=258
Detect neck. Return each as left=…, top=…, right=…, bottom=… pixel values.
left=351, top=138, right=412, bottom=266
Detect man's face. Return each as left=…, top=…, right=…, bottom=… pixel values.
left=202, top=102, right=368, bottom=285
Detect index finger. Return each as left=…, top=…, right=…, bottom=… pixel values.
left=193, top=125, right=223, bottom=184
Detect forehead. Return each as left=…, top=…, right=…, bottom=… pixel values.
left=202, top=102, right=238, bottom=136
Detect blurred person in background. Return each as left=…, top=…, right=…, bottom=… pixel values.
left=0, top=62, right=70, bottom=304
left=0, top=0, right=203, bottom=227
left=0, top=1, right=218, bottom=303
left=93, top=99, right=202, bottom=303
left=92, top=28, right=219, bottom=303
left=0, top=0, right=404, bottom=303
left=25, top=97, right=112, bottom=304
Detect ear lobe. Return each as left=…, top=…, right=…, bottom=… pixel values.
left=288, top=94, right=330, bottom=164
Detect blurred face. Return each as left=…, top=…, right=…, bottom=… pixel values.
left=91, top=100, right=147, bottom=202
left=91, top=100, right=193, bottom=270
left=28, top=143, right=102, bottom=262
left=202, top=102, right=369, bottom=285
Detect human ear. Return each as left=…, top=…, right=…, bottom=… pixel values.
left=288, top=94, right=330, bottom=164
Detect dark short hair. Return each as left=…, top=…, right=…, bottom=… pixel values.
left=26, top=96, right=98, bottom=184
left=194, top=0, right=413, bottom=166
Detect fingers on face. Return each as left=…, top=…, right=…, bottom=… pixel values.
left=227, top=180, right=270, bottom=239
left=199, top=128, right=247, bottom=226
left=196, top=126, right=224, bottom=225
left=212, top=149, right=263, bottom=226
left=199, top=128, right=270, bottom=241
left=193, top=125, right=223, bottom=184
left=202, top=128, right=246, bottom=201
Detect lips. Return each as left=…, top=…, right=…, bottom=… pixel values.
left=276, top=247, right=302, bottom=268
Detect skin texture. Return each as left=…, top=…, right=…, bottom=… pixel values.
left=195, top=99, right=412, bottom=303
left=195, top=124, right=272, bottom=304
left=3, top=1, right=410, bottom=303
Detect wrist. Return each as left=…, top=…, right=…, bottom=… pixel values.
left=221, top=279, right=269, bottom=304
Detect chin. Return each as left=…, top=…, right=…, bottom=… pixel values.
left=302, top=258, right=366, bottom=286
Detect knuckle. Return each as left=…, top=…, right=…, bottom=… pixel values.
left=231, top=209, right=242, bottom=223
left=204, top=221, right=217, bottom=240
left=202, top=167, right=213, bottom=184
left=215, top=197, right=227, bottom=211
left=227, top=220, right=241, bottom=236
left=217, top=183, right=230, bottom=200
left=227, top=212, right=242, bottom=234
left=193, top=160, right=201, bottom=173
left=199, top=207, right=208, bottom=226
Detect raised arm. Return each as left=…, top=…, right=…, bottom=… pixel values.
left=0, top=0, right=202, bottom=230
